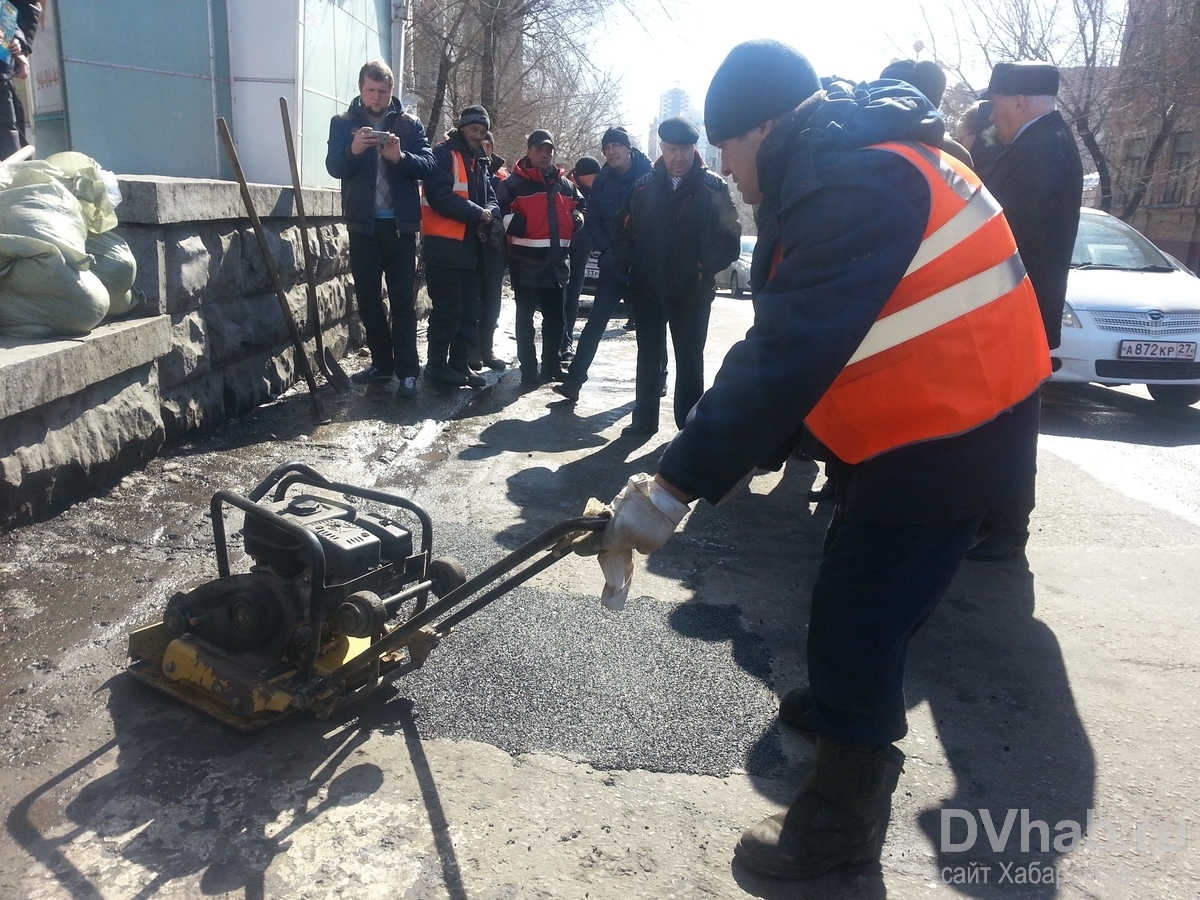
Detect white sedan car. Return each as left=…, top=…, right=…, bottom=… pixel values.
left=716, top=235, right=756, bottom=297
left=1054, top=208, right=1200, bottom=407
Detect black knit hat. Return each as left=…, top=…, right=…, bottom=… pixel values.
left=573, top=156, right=602, bottom=176
left=658, top=115, right=700, bottom=145
left=601, top=126, right=632, bottom=148
left=704, top=40, right=820, bottom=144
left=879, top=59, right=947, bottom=107
left=982, top=61, right=1060, bottom=98
left=457, top=105, right=491, bottom=129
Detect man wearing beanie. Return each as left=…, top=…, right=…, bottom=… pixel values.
left=494, top=129, right=584, bottom=384
left=575, top=39, right=1048, bottom=879
left=562, top=156, right=603, bottom=363
left=326, top=60, right=436, bottom=396
left=966, top=61, right=1082, bottom=561
left=552, top=125, right=653, bottom=402
left=420, top=105, right=501, bottom=389
left=878, top=59, right=972, bottom=167
left=608, top=115, right=740, bottom=435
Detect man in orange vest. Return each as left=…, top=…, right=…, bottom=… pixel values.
left=576, top=40, right=1048, bottom=879
left=421, top=105, right=501, bottom=388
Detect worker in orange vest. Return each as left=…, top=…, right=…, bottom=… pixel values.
left=576, top=40, right=1048, bottom=880
left=420, top=105, right=501, bottom=388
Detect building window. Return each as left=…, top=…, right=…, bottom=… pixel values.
left=1161, top=131, right=1193, bottom=204
left=1120, top=136, right=1147, bottom=207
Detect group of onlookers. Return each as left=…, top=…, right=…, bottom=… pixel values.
left=325, top=60, right=742, bottom=435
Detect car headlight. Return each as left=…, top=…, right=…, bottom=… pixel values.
left=1061, top=302, right=1082, bottom=328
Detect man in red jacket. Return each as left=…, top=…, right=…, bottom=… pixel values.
left=495, top=130, right=584, bottom=385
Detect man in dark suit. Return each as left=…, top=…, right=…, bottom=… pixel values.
left=968, top=61, right=1084, bottom=561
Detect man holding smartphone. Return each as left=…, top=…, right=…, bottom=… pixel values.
left=327, top=60, right=435, bottom=397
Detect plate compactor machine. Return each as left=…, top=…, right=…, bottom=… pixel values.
left=127, top=462, right=607, bottom=730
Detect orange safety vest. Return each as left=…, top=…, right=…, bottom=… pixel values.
left=803, top=140, right=1050, bottom=464
left=421, top=150, right=470, bottom=241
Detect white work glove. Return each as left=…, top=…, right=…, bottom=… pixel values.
left=575, top=473, right=691, bottom=611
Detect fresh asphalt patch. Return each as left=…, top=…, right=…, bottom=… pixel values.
left=387, top=581, right=787, bottom=779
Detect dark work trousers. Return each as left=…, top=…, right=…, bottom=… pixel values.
left=0, top=79, right=27, bottom=158
left=978, top=475, right=1036, bottom=542
left=424, top=263, right=481, bottom=370
left=565, top=273, right=627, bottom=385
left=347, top=223, right=420, bottom=378
left=513, top=284, right=565, bottom=378
left=562, top=233, right=593, bottom=356
left=631, top=295, right=713, bottom=431
left=476, top=247, right=507, bottom=359
left=977, top=386, right=1040, bottom=541
left=805, top=510, right=983, bottom=747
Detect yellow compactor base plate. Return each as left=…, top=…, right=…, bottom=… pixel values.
left=127, top=623, right=373, bottom=731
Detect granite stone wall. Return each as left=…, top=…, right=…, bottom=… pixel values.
left=0, top=176, right=357, bottom=529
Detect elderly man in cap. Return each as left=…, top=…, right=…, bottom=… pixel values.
left=574, top=40, right=1049, bottom=878
left=420, top=105, right=501, bottom=389
left=553, top=126, right=653, bottom=402
left=967, top=61, right=1083, bottom=561
left=608, top=115, right=740, bottom=435
left=495, top=129, right=585, bottom=384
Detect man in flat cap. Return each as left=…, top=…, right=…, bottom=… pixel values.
left=573, top=39, right=1049, bottom=878
left=967, top=61, right=1083, bottom=561
left=607, top=114, right=740, bottom=435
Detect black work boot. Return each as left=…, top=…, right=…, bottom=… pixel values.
left=735, top=737, right=905, bottom=880
left=478, top=333, right=508, bottom=371
left=778, top=685, right=817, bottom=737
left=424, top=341, right=468, bottom=385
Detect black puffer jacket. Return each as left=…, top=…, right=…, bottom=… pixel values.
left=325, top=97, right=435, bottom=235
left=610, top=152, right=741, bottom=304
left=658, top=80, right=1040, bottom=525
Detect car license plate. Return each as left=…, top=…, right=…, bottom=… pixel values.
left=1118, top=340, right=1197, bottom=359
left=585, top=262, right=599, bottom=279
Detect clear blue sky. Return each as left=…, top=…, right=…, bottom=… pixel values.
left=592, top=0, right=984, bottom=140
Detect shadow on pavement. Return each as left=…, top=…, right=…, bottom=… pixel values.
left=909, top=557, right=1095, bottom=897
left=6, top=677, right=467, bottom=900
left=1041, top=382, right=1200, bottom=446
left=656, top=455, right=1096, bottom=897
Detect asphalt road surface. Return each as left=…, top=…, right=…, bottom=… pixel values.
left=1, top=297, right=1198, bottom=899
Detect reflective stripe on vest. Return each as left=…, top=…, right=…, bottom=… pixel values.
left=803, top=140, right=1050, bottom=464
left=421, top=150, right=470, bottom=241
left=509, top=236, right=572, bottom=248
